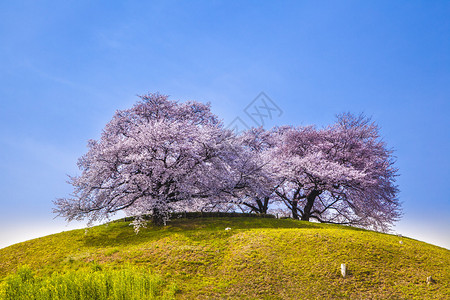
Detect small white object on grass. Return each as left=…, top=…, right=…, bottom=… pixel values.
left=427, top=276, right=436, bottom=285
left=399, top=240, right=403, bottom=244
left=341, top=264, right=347, bottom=278
left=225, top=227, right=231, bottom=231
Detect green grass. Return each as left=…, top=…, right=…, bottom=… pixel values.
left=0, top=265, right=177, bottom=300
left=0, top=217, right=449, bottom=299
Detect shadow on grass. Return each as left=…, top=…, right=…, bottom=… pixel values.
left=81, top=217, right=368, bottom=248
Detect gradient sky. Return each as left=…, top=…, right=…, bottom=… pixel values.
left=0, top=1, right=449, bottom=249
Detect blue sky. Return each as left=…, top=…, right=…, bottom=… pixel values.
left=0, top=1, right=449, bottom=249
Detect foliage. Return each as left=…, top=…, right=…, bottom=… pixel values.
left=0, top=265, right=177, bottom=300
left=231, top=127, right=280, bottom=214
left=54, top=93, right=401, bottom=230
left=272, top=113, right=400, bottom=231
left=54, top=93, right=244, bottom=226
left=0, top=217, right=449, bottom=299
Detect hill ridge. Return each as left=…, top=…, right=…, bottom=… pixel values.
left=1, top=217, right=449, bottom=299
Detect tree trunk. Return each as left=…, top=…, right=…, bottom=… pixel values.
left=152, top=206, right=166, bottom=226
left=262, top=196, right=269, bottom=214
left=255, top=197, right=270, bottom=214
left=292, top=200, right=299, bottom=219
left=301, top=190, right=320, bottom=221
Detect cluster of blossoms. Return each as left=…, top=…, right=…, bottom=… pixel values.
left=55, top=93, right=401, bottom=232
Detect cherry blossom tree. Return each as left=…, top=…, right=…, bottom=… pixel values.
left=228, top=127, right=281, bottom=214
left=273, top=114, right=401, bottom=231
left=54, top=93, right=241, bottom=226
left=55, top=92, right=400, bottom=231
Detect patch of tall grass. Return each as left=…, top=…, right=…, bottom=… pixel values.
left=0, top=265, right=177, bottom=300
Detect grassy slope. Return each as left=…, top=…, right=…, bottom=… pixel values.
left=0, top=217, right=449, bottom=299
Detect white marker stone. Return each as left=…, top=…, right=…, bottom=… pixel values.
left=341, top=264, right=347, bottom=278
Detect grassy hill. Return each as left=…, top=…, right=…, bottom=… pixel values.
left=0, top=216, right=449, bottom=299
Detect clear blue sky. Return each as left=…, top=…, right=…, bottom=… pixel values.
left=1, top=1, right=449, bottom=249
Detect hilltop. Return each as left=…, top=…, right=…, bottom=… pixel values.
left=0, top=215, right=449, bottom=299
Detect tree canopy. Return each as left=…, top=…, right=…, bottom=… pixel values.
left=272, top=114, right=400, bottom=231
left=55, top=94, right=241, bottom=226
left=55, top=94, right=401, bottom=231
